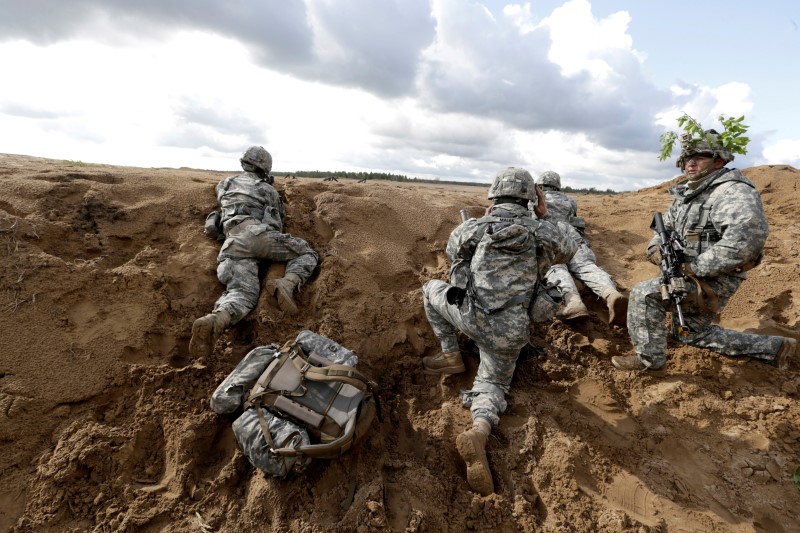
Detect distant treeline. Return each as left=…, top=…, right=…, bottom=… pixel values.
left=273, top=170, right=617, bottom=194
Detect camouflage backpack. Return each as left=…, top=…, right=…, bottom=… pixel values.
left=465, top=213, right=541, bottom=314
left=211, top=331, right=379, bottom=477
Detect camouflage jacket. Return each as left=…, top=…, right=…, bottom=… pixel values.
left=530, top=188, right=586, bottom=235
left=216, top=171, right=285, bottom=233
left=447, top=203, right=578, bottom=311
left=647, top=168, right=768, bottom=278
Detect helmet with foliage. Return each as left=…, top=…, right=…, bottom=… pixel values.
left=240, top=146, right=273, bottom=174
left=487, top=167, right=537, bottom=201
left=537, top=170, right=561, bottom=190
left=676, top=129, right=734, bottom=169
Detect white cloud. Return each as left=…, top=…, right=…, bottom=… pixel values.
left=0, top=0, right=795, bottom=190
left=763, top=139, right=800, bottom=168
left=543, top=0, right=636, bottom=83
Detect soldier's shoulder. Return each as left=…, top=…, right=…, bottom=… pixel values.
left=716, top=168, right=755, bottom=189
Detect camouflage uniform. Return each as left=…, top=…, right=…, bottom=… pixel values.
left=536, top=184, right=619, bottom=302
left=423, top=203, right=577, bottom=426
left=212, top=171, right=318, bottom=324
left=628, top=167, right=783, bottom=367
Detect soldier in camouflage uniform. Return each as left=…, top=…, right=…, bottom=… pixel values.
left=421, top=168, right=577, bottom=495
left=613, top=131, right=797, bottom=371
left=189, top=146, right=319, bottom=358
left=534, top=171, right=628, bottom=326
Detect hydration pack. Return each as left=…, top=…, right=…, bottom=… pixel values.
left=211, top=331, right=378, bottom=477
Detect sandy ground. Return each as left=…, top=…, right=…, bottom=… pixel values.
left=0, top=153, right=798, bottom=532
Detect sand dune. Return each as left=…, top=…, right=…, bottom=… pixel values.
left=1, top=154, right=798, bottom=532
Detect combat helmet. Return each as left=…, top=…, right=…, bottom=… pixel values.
left=537, top=170, right=561, bottom=191
left=676, top=129, right=734, bottom=170
left=240, top=146, right=273, bottom=174
left=487, top=167, right=537, bottom=201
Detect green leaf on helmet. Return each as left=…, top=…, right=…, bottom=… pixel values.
left=658, top=113, right=750, bottom=160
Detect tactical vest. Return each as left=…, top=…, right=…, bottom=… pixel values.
left=679, top=179, right=744, bottom=255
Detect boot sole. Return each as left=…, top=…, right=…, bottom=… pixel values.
left=611, top=356, right=665, bottom=371
left=189, top=318, right=214, bottom=358
left=777, top=338, right=797, bottom=370
left=422, top=363, right=465, bottom=375
left=267, top=283, right=299, bottom=315
left=456, top=431, right=494, bottom=496
left=557, top=309, right=590, bottom=321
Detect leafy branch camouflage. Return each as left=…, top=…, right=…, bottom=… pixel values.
left=659, top=114, right=751, bottom=161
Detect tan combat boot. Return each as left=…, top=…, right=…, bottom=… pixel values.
left=189, top=309, right=231, bottom=358
left=456, top=418, right=494, bottom=496
left=556, top=291, right=590, bottom=321
left=611, top=354, right=662, bottom=371
left=775, top=337, right=797, bottom=370
left=265, top=273, right=302, bottom=315
left=602, top=288, right=628, bottom=327
left=422, top=351, right=465, bottom=375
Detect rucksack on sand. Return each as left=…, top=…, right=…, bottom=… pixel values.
left=211, top=330, right=379, bottom=477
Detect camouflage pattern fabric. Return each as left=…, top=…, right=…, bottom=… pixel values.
left=629, top=167, right=781, bottom=365
left=536, top=189, right=577, bottom=227
left=424, top=203, right=577, bottom=426
left=295, top=329, right=359, bottom=367
left=537, top=197, right=618, bottom=298
left=210, top=172, right=319, bottom=324
left=232, top=407, right=311, bottom=477
left=210, top=344, right=280, bottom=414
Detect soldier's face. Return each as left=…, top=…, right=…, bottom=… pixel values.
left=684, top=155, right=722, bottom=178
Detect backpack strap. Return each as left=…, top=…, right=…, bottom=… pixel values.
left=243, top=342, right=379, bottom=462
left=271, top=394, right=377, bottom=460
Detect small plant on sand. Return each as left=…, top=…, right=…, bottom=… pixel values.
left=659, top=114, right=751, bottom=161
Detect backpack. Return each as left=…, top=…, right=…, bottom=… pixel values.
left=467, top=215, right=541, bottom=313
left=210, top=331, right=378, bottom=477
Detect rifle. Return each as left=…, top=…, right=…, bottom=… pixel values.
left=651, top=212, right=690, bottom=336
left=459, top=208, right=472, bottom=222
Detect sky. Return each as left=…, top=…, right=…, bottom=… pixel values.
left=1, top=0, right=799, bottom=191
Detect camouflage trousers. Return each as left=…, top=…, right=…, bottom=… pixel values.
left=546, top=243, right=616, bottom=297
left=628, top=275, right=783, bottom=367
left=212, top=220, right=319, bottom=324
left=422, top=279, right=529, bottom=427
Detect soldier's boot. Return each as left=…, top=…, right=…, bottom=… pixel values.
left=601, top=288, right=628, bottom=327
left=556, top=291, right=590, bottom=321
left=774, top=337, right=797, bottom=370
left=189, top=309, right=231, bottom=358
left=456, top=417, right=494, bottom=496
left=611, top=354, right=663, bottom=371
left=265, top=273, right=302, bottom=315
left=422, top=351, right=465, bottom=375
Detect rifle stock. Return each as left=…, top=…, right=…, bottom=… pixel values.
left=652, top=212, right=690, bottom=336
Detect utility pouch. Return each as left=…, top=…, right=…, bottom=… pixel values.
left=204, top=210, right=224, bottom=241
left=529, top=282, right=561, bottom=323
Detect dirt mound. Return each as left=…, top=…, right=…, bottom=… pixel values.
left=1, top=154, right=798, bottom=532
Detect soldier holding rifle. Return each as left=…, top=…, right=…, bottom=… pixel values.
left=613, top=122, right=796, bottom=371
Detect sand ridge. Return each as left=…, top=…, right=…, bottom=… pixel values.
left=0, top=154, right=798, bottom=532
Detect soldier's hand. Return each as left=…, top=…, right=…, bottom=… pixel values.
left=532, top=184, right=547, bottom=218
